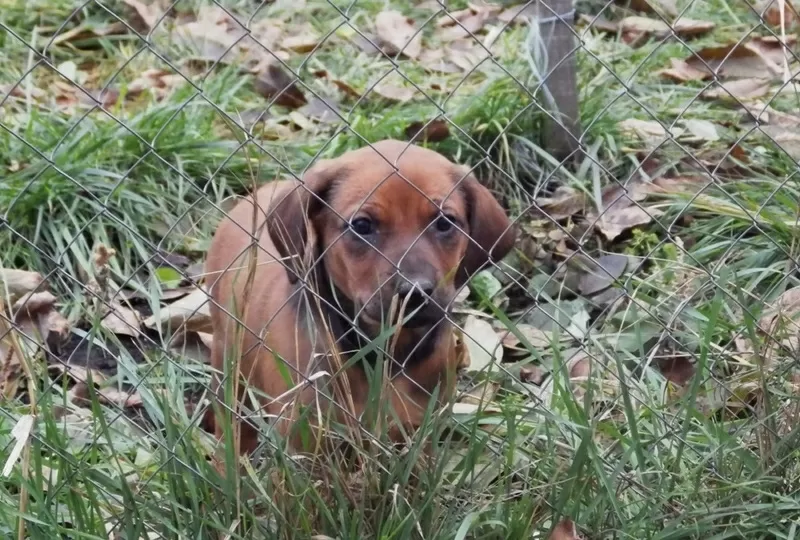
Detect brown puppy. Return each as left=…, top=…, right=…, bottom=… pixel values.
left=205, top=140, right=514, bottom=456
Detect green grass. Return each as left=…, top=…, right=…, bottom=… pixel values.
left=3, top=0, right=800, bottom=538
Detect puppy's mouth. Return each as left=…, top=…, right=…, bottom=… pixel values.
left=359, top=298, right=447, bottom=330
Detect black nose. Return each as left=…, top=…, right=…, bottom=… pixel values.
left=396, top=279, right=434, bottom=310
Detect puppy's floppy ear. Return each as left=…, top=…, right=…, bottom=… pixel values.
left=455, top=167, right=516, bottom=288
left=266, top=160, right=337, bottom=283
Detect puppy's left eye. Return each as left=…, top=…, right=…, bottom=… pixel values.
left=434, top=214, right=456, bottom=233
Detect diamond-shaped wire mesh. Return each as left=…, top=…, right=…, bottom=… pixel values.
left=2, top=0, right=800, bottom=537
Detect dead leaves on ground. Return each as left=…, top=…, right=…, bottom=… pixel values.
left=375, top=10, right=423, bottom=58
left=533, top=175, right=709, bottom=242
left=0, top=239, right=215, bottom=416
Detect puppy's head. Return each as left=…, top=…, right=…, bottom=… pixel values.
left=267, top=140, right=515, bottom=330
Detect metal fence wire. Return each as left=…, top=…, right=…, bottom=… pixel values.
left=2, top=0, right=800, bottom=538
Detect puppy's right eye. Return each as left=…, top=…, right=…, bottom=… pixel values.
left=350, top=217, right=374, bottom=236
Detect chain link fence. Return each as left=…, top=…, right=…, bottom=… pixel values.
left=2, top=0, right=800, bottom=537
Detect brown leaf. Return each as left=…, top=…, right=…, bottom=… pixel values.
left=123, top=0, right=166, bottom=30
left=417, top=48, right=462, bottom=74
left=254, top=63, right=307, bottom=108
left=758, top=287, right=800, bottom=350
left=656, top=356, right=695, bottom=385
left=128, top=69, right=186, bottom=100
left=534, top=186, right=588, bottom=221
left=405, top=119, right=450, bottom=142
left=169, top=331, right=211, bottom=365
left=449, top=39, right=490, bottom=71
left=0, top=269, right=44, bottom=303
left=702, top=78, right=771, bottom=101
left=761, top=125, right=800, bottom=159
left=143, top=286, right=212, bottom=333
left=101, top=304, right=142, bottom=337
left=618, top=118, right=682, bottom=149
left=757, top=0, right=800, bottom=26
left=435, top=9, right=491, bottom=42
left=298, top=96, right=342, bottom=124
left=549, top=519, right=582, bottom=540
left=519, top=365, right=545, bottom=384
left=578, top=254, right=628, bottom=295
left=686, top=42, right=783, bottom=79
left=50, top=22, right=127, bottom=46
left=350, top=32, right=382, bottom=55
left=594, top=204, right=661, bottom=241
left=375, top=10, right=423, bottom=58
left=196, top=331, right=214, bottom=349
left=622, top=0, right=679, bottom=17
left=497, top=3, right=537, bottom=24
left=172, top=6, right=284, bottom=69
left=2, top=292, right=70, bottom=398
left=71, top=381, right=144, bottom=408
left=372, top=72, right=416, bottom=103
left=658, top=58, right=712, bottom=82
left=568, top=352, right=592, bottom=380
left=501, top=324, right=554, bottom=350
left=463, top=315, right=503, bottom=372
left=460, top=379, right=500, bottom=406
left=282, top=24, right=321, bottom=53
left=616, top=16, right=715, bottom=39
left=332, top=79, right=362, bottom=99
left=651, top=175, right=713, bottom=194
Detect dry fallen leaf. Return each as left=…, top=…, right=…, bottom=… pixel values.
left=501, top=323, right=554, bottom=350
left=761, top=125, right=800, bottom=159
left=686, top=42, right=783, bottom=79
left=681, top=118, right=720, bottom=142
left=172, top=5, right=285, bottom=69
left=578, top=254, right=628, bottom=295
left=122, top=0, right=166, bottom=31
left=459, top=379, right=500, bottom=406
left=128, top=68, right=186, bottom=100
left=448, top=39, right=490, bottom=71
left=615, top=16, right=715, bottom=39
left=417, top=48, right=462, bottom=74
left=143, top=286, right=212, bottom=333
left=622, top=0, right=679, bottom=17
left=702, top=78, right=771, bottom=101
left=282, top=24, right=321, bottom=53
left=298, top=96, right=342, bottom=124
left=656, top=356, right=695, bottom=385
left=519, top=365, right=545, bottom=384
left=169, top=331, right=211, bottom=365
left=659, top=57, right=713, bottom=82
left=372, top=72, right=416, bottom=103
left=50, top=22, right=127, bottom=46
left=594, top=204, right=662, bottom=241
left=375, top=10, right=423, bottom=58
left=349, top=32, right=383, bottom=55
left=757, top=0, right=799, bottom=26
left=0, top=269, right=44, bottom=303
left=568, top=351, right=592, bottom=380
left=757, top=287, right=800, bottom=358
left=332, top=79, right=362, bottom=99
left=254, top=63, right=307, bottom=108
left=618, top=118, right=683, bottom=149
left=435, top=9, right=491, bottom=42
left=405, top=119, right=450, bottom=142
left=462, top=315, right=503, bottom=372
left=101, top=304, right=142, bottom=338
left=534, top=186, right=588, bottom=221
left=2, top=291, right=70, bottom=398
left=497, top=3, right=537, bottom=24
